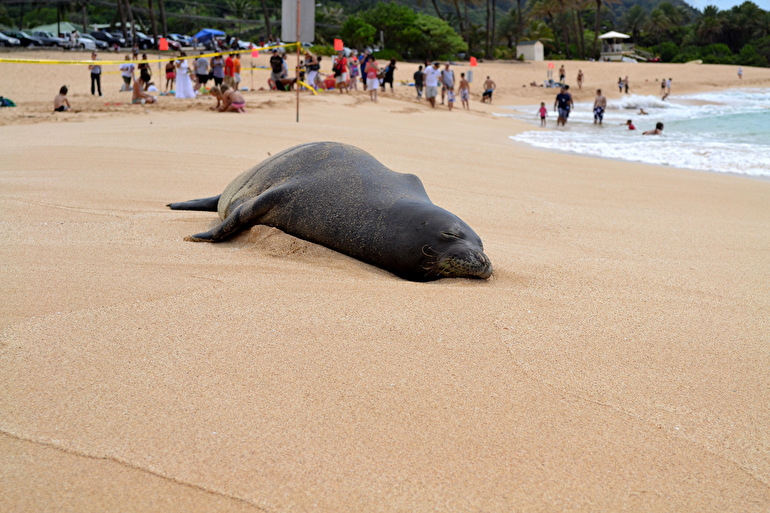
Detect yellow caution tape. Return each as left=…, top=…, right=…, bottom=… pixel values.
left=0, top=43, right=298, bottom=65
left=297, top=80, right=318, bottom=95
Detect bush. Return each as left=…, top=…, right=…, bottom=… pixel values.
left=494, top=46, right=515, bottom=60
left=373, top=49, right=402, bottom=61
left=672, top=45, right=701, bottom=63
left=656, top=41, right=679, bottom=63
left=310, top=45, right=338, bottom=57
left=701, top=43, right=734, bottom=65
left=737, top=44, right=768, bottom=67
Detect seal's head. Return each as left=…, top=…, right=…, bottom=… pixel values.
left=424, top=224, right=492, bottom=280
left=396, top=204, right=492, bottom=281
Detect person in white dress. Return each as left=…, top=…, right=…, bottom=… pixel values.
left=175, top=52, right=196, bottom=99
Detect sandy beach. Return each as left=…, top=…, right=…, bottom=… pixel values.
left=1, top=49, right=769, bottom=511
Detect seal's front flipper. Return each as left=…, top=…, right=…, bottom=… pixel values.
left=185, top=188, right=285, bottom=243
left=167, top=195, right=221, bottom=212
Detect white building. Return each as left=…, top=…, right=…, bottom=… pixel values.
left=516, top=40, right=544, bottom=61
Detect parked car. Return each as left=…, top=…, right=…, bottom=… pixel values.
left=6, top=30, right=44, bottom=47
left=0, top=31, right=21, bottom=47
left=78, top=34, right=106, bottom=50
left=132, top=31, right=154, bottom=50
left=168, top=33, right=191, bottom=46
left=30, top=31, right=68, bottom=47
left=91, top=30, right=125, bottom=48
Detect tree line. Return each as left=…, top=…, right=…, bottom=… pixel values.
left=2, top=0, right=768, bottom=66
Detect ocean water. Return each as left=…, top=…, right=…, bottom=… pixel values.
left=503, top=89, right=770, bottom=178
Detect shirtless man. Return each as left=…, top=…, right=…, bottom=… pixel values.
left=132, top=75, right=156, bottom=104
left=481, top=76, right=496, bottom=103
left=593, top=88, right=607, bottom=125
left=458, top=72, right=470, bottom=110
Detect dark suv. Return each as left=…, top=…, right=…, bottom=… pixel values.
left=91, top=30, right=126, bottom=47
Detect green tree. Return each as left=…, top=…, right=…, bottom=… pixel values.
left=736, top=43, right=767, bottom=66
left=340, top=16, right=377, bottom=48
left=623, top=5, right=647, bottom=41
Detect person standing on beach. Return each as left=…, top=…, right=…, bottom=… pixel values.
left=738, top=67, right=743, bottom=80
left=577, top=69, right=584, bottom=89
left=210, top=54, right=225, bottom=86
left=554, top=85, right=574, bottom=127
left=423, top=61, right=441, bottom=108
left=593, top=89, right=606, bottom=125
left=382, top=59, right=396, bottom=93
left=666, top=78, right=672, bottom=94
left=119, top=55, right=134, bottom=91
left=539, top=102, right=547, bottom=127
left=365, top=57, right=379, bottom=102
left=224, top=53, right=235, bottom=88
left=660, top=78, right=666, bottom=98
left=138, top=53, right=152, bottom=91
left=618, top=77, right=624, bottom=93
left=441, top=63, right=455, bottom=106
left=458, top=72, right=470, bottom=110
left=88, top=52, right=102, bottom=96
left=624, top=75, right=629, bottom=94
left=481, top=76, right=496, bottom=103
left=195, top=52, right=210, bottom=90
left=165, top=59, right=176, bottom=93
left=233, top=53, right=242, bottom=91
left=269, top=49, right=284, bottom=89
left=559, top=65, right=565, bottom=83
left=414, top=65, right=424, bottom=99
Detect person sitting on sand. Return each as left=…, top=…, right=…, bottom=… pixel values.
left=643, top=122, right=663, bottom=135
left=53, top=85, right=71, bottom=112
left=132, top=75, right=156, bottom=104
left=209, top=84, right=246, bottom=113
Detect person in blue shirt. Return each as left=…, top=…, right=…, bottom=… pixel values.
left=554, top=85, right=574, bottom=127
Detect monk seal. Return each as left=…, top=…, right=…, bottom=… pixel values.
left=167, top=142, right=492, bottom=281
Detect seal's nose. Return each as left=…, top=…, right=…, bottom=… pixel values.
left=475, top=251, right=493, bottom=279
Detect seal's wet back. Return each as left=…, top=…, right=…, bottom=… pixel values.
left=168, top=142, right=492, bottom=281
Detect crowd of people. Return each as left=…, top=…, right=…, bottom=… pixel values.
left=55, top=49, right=668, bottom=135
left=542, top=66, right=664, bottom=135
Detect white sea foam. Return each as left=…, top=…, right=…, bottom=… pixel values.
left=502, top=89, right=770, bottom=177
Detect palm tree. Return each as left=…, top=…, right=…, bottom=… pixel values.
left=591, top=0, right=618, bottom=58
left=529, top=0, right=562, bottom=54
left=696, top=5, right=724, bottom=44
left=647, top=7, right=671, bottom=45
left=623, top=4, right=647, bottom=41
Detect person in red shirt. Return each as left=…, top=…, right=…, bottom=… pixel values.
left=334, top=52, right=348, bottom=94
left=224, top=54, right=235, bottom=88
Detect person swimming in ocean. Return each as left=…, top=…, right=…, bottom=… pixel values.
left=643, top=122, right=664, bottom=135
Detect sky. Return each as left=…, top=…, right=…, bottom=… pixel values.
left=686, top=0, right=770, bottom=10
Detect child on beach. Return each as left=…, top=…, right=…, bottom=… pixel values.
left=539, top=102, right=547, bottom=127
left=447, top=89, right=455, bottom=111
left=53, top=86, right=71, bottom=112
left=625, top=119, right=636, bottom=130
left=209, top=84, right=246, bottom=113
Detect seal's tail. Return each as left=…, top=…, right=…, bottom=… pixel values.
left=166, top=195, right=221, bottom=212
